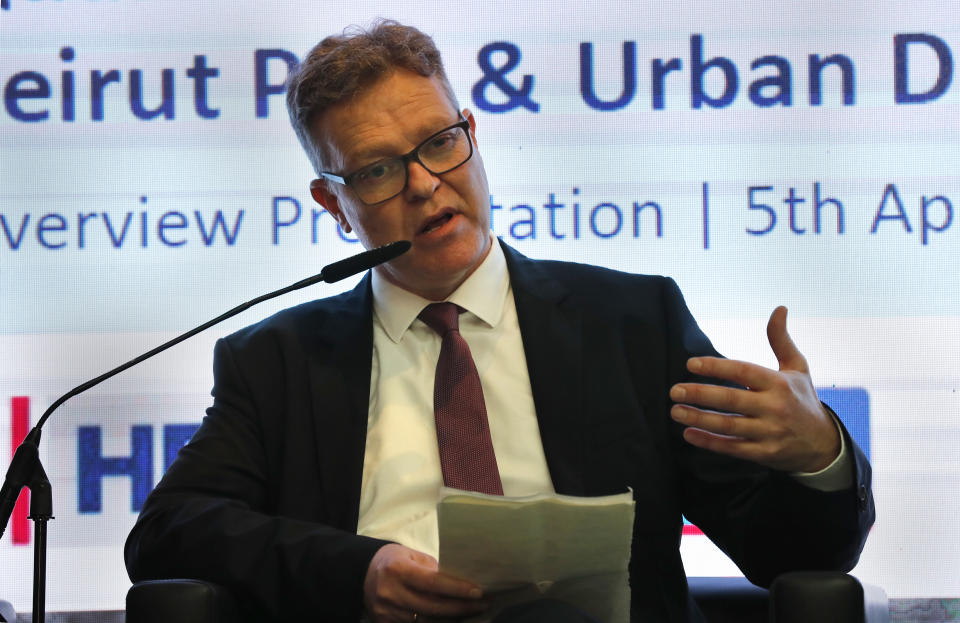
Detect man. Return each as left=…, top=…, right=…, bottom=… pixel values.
left=125, top=20, right=874, bottom=623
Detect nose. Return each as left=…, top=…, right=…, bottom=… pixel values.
left=403, top=160, right=440, bottom=201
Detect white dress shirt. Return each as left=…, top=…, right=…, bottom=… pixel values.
left=357, top=241, right=554, bottom=559
left=355, top=240, right=851, bottom=559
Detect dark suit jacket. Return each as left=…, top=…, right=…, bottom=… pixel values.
left=125, top=241, right=874, bottom=623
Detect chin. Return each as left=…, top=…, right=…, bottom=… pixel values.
left=442, top=247, right=487, bottom=274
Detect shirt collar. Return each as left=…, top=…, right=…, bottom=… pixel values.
left=371, top=238, right=509, bottom=343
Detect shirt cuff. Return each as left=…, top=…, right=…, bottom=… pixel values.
left=789, top=414, right=853, bottom=492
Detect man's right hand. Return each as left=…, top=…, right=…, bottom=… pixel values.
left=363, top=543, right=488, bottom=623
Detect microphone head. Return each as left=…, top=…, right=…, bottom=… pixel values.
left=320, top=240, right=412, bottom=283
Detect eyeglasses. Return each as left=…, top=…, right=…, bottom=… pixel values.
left=321, top=117, right=473, bottom=205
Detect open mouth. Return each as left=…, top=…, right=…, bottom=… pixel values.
left=420, top=211, right=454, bottom=234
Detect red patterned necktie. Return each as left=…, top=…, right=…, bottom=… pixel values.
left=419, top=302, right=504, bottom=495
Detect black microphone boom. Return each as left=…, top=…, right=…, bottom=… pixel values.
left=0, top=239, right=411, bottom=538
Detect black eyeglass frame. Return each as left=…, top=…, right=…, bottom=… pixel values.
left=320, top=117, right=473, bottom=205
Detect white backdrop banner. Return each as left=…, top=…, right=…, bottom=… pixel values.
left=1, top=0, right=958, bottom=614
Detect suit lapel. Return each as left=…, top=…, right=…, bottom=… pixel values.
left=502, top=242, right=587, bottom=496
left=307, top=275, right=374, bottom=531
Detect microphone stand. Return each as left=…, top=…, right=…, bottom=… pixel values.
left=0, top=240, right=410, bottom=623
left=2, top=429, right=50, bottom=623
left=29, top=444, right=51, bottom=623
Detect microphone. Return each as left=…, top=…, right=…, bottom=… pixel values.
left=0, top=239, right=411, bottom=537
left=321, top=239, right=411, bottom=283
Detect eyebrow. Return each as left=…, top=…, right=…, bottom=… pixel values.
left=347, top=144, right=396, bottom=168
left=345, top=117, right=461, bottom=169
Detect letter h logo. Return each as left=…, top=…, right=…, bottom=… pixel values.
left=78, top=425, right=154, bottom=513
left=77, top=422, right=200, bottom=514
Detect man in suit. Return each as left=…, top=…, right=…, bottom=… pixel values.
left=125, top=21, right=874, bottom=623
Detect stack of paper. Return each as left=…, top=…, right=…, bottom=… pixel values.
left=437, top=488, right=635, bottom=623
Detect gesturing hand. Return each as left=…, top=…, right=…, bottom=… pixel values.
left=669, top=306, right=840, bottom=473
left=363, top=543, right=487, bottom=623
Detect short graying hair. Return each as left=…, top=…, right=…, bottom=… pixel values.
left=286, top=19, right=460, bottom=175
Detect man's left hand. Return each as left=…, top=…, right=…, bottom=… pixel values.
left=669, top=306, right=840, bottom=473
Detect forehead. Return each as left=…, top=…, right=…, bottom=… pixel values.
left=315, top=70, right=459, bottom=170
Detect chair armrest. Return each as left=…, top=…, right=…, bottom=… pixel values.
left=690, top=572, right=888, bottom=623
left=126, top=579, right=241, bottom=623
left=770, top=571, right=889, bottom=623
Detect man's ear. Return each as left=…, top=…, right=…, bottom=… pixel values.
left=463, top=108, right=478, bottom=145
left=310, top=178, right=352, bottom=233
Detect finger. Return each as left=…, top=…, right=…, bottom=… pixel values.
left=366, top=594, right=418, bottom=623
left=401, top=590, right=489, bottom=620
left=377, top=604, right=418, bottom=623
left=684, top=356, right=777, bottom=391
left=766, top=306, right=809, bottom=373
left=402, top=565, right=483, bottom=601
left=681, top=426, right=809, bottom=471
left=381, top=548, right=478, bottom=599
left=365, top=545, right=481, bottom=622
left=670, top=382, right=770, bottom=417
left=681, top=427, right=766, bottom=462
left=670, top=404, right=767, bottom=439
left=371, top=575, right=485, bottom=622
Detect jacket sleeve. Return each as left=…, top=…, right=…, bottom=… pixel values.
left=124, top=334, right=390, bottom=622
left=659, top=277, right=875, bottom=587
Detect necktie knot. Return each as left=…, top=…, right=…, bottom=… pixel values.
left=419, top=302, right=462, bottom=336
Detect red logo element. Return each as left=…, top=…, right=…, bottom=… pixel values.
left=10, top=396, right=30, bottom=545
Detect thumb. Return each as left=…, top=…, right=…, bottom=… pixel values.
left=766, top=306, right=808, bottom=372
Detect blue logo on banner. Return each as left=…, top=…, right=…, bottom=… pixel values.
left=817, top=387, right=871, bottom=460
left=77, top=423, right=200, bottom=513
